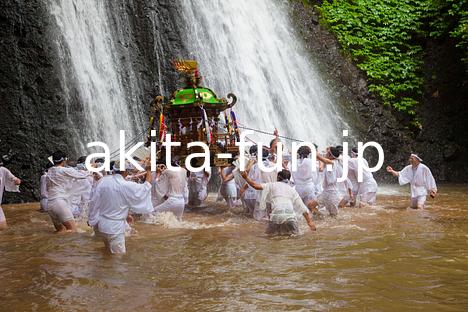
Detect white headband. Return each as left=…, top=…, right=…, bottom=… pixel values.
left=411, top=154, right=423, bottom=162
left=53, top=157, right=64, bottom=164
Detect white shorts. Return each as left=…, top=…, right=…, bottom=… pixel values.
left=48, top=199, right=74, bottom=227
left=411, top=196, right=426, bottom=208
left=154, top=196, right=185, bottom=219
left=317, top=191, right=340, bottom=216
left=359, top=192, right=377, bottom=205
left=220, top=183, right=237, bottom=199
left=0, top=206, right=6, bottom=223
left=97, top=231, right=126, bottom=254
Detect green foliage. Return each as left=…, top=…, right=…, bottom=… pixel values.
left=316, top=0, right=467, bottom=118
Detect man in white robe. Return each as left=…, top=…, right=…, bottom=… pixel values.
left=239, top=146, right=260, bottom=216
left=0, top=162, right=21, bottom=229
left=219, top=163, right=237, bottom=209
left=306, top=147, right=343, bottom=216
left=153, top=165, right=188, bottom=220
left=387, top=154, right=437, bottom=209
left=241, top=169, right=316, bottom=235
left=348, top=148, right=378, bottom=207
left=39, top=168, right=49, bottom=212
left=46, top=151, right=91, bottom=233
left=188, top=166, right=211, bottom=208
left=70, top=158, right=93, bottom=220
left=292, top=146, right=319, bottom=205
left=335, top=152, right=354, bottom=208
left=88, top=160, right=153, bottom=254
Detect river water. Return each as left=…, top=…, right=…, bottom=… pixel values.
left=1, top=185, right=467, bottom=311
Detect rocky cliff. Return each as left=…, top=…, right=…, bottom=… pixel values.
left=288, top=1, right=468, bottom=182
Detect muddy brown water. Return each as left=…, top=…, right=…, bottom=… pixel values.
left=1, top=185, right=467, bottom=311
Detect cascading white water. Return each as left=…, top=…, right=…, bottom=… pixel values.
left=179, top=0, right=347, bottom=147
left=49, top=0, right=142, bottom=151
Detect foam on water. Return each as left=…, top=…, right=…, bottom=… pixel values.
left=140, top=212, right=232, bottom=230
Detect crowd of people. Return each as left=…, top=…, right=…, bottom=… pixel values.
left=0, top=134, right=438, bottom=254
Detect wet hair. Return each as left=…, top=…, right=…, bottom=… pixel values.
left=52, top=150, right=66, bottom=164
left=277, top=169, right=291, bottom=182
left=329, top=147, right=340, bottom=159
left=95, top=158, right=105, bottom=164
left=261, top=148, right=269, bottom=160
left=77, top=156, right=87, bottom=164
left=249, top=145, right=258, bottom=156
left=297, top=146, right=311, bottom=158
left=44, top=162, right=54, bottom=171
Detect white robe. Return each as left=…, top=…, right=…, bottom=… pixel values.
left=335, top=157, right=353, bottom=198
left=40, top=173, right=48, bottom=211
left=398, top=163, right=437, bottom=197
left=253, top=160, right=279, bottom=220
left=69, top=170, right=93, bottom=218
left=292, top=158, right=318, bottom=202
left=153, top=168, right=188, bottom=219
left=220, top=166, right=237, bottom=199
left=188, top=169, right=211, bottom=205
left=89, top=174, right=152, bottom=234
left=348, top=158, right=378, bottom=195
left=259, top=181, right=308, bottom=224
left=244, top=162, right=260, bottom=201
left=0, top=166, right=20, bottom=206
left=151, top=172, right=169, bottom=207
left=46, top=167, right=90, bottom=200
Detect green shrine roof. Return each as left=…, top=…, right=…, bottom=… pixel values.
left=171, top=87, right=225, bottom=106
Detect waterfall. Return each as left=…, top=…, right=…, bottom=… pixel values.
left=179, top=0, right=347, bottom=147
left=48, top=0, right=143, bottom=152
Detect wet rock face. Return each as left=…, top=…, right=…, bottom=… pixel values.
left=288, top=1, right=468, bottom=182
left=1, top=0, right=75, bottom=202
left=0, top=0, right=187, bottom=202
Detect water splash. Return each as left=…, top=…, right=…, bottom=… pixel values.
left=179, top=0, right=348, bottom=147
left=141, top=212, right=232, bottom=229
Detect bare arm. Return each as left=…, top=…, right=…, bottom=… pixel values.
left=316, top=153, right=334, bottom=165
left=220, top=167, right=234, bottom=182
left=144, top=161, right=152, bottom=184
left=303, top=212, right=316, bottom=231
left=386, top=166, right=399, bottom=177
left=240, top=171, right=263, bottom=190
